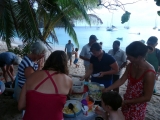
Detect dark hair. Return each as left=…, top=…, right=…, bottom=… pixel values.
left=42, top=50, right=69, bottom=74
left=101, top=91, right=122, bottom=111
left=100, top=42, right=103, bottom=45
left=114, top=40, right=120, bottom=46
left=147, top=36, right=158, bottom=45
left=75, top=48, right=78, bottom=52
left=126, top=41, right=148, bottom=58
left=90, top=42, right=102, bottom=51
left=89, top=35, right=98, bottom=41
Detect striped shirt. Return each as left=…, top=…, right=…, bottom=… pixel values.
left=18, top=56, right=38, bottom=88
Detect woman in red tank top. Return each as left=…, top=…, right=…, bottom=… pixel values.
left=18, top=51, right=73, bottom=120
left=104, top=41, right=155, bottom=120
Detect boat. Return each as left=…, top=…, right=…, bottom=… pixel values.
left=124, top=21, right=130, bottom=29
left=106, top=13, right=117, bottom=31
left=106, top=25, right=117, bottom=31
left=117, top=37, right=123, bottom=40
left=153, top=17, right=157, bottom=30
left=124, top=26, right=129, bottom=29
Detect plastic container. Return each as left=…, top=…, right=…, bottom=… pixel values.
left=70, top=93, right=84, bottom=101
left=82, top=106, right=89, bottom=116
left=72, top=77, right=84, bottom=93
left=88, top=82, right=100, bottom=92
left=87, top=101, right=94, bottom=110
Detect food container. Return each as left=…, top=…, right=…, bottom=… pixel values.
left=63, top=100, right=82, bottom=118
left=81, top=96, right=95, bottom=110
left=72, top=77, right=84, bottom=93
left=88, top=82, right=100, bottom=92
left=69, top=93, right=84, bottom=101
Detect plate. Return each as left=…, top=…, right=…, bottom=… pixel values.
left=63, top=100, right=82, bottom=118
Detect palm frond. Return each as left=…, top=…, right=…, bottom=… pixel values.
left=0, top=0, right=15, bottom=47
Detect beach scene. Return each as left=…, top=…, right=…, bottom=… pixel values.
left=1, top=0, right=160, bottom=120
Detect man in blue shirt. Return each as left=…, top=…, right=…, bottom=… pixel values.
left=0, top=52, right=22, bottom=82
left=65, top=40, right=74, bottom=65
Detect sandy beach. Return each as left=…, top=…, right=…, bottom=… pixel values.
left=0, top=47, right=160, bottom=120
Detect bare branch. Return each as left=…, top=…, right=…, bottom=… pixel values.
left=98, top=0, right=143, bottom=11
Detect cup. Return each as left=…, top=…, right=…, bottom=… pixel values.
left=81, top=99, right=87, bottom=106
left=82, top=106, right=89, bottom=116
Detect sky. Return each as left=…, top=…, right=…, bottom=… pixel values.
left=77, top=0, right=160, bottom=27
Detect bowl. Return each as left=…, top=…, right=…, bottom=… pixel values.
left=88, top=82, right=100, bottom=92
left=63, top=100, right=82, bottom=118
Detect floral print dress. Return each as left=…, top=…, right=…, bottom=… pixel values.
left=122, top=64, right=155, bottom=120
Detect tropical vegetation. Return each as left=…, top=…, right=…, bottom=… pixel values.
left=0, top=0, right=103, bottom=49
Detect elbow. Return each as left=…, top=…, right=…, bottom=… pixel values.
left=79, top=55, right=82, bottom=59
left=145, top=97, right=152, bottom=102
left=18, top=104, right=25, bottom=111
left=18, top=104, right=22, bottom=111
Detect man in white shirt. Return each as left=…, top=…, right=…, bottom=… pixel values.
left=108, top=40, right=127, bottom=92
left=80, top=35, right=98, bottom=81
left=65, top=40, right=74, bottom=65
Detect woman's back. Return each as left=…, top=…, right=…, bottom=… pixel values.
left=23, top=70, right=72, bottom=120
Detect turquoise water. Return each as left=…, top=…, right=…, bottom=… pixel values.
left=53, top=26, right=160, bottom=52
left=14, top=26, right=160, bottom=52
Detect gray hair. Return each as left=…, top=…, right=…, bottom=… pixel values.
left=14, top=56, right=22, bottom=64
left=30, top=41, right=47, bottom=55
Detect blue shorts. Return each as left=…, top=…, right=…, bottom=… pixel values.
left=91, top=77, right=113, bottom=88
left=73, top=58, right=78, bottom=64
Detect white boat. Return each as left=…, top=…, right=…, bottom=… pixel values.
left=106, top=13, right=117, bottom=31
left=106, top=26, right=117, bottom=31
left=153, top=17, right=157, bottom=30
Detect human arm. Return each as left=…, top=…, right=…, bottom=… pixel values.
left=37, top=58, right=44, bottom=70
left=79, top=46, right=90, bottom=61
left=18, top=83, right=27, bottom=110
left=123, top=71, right=155, bottom=104
left=80, top=64, right=93, bottom=80
left=95, top=107, right=109, bottom=120
left=80, top=55, right=90, bottom=61
left=98, top=62, right=119, bottom=77
left=6, top=65, right=14, bottom=82
left=24, top=67, right=35, bottom=79
left=103, top=64, right=129, bottom=92
left=120, top=51, right=127, bottom=69
left=65, top=44, right=67, bottom=52
left=69, top=77, right=73, bottom=95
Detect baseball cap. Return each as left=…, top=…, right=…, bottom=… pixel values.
left=147, top=36, right=158, bottom=45
left=89, top=35, right=98, bottom=41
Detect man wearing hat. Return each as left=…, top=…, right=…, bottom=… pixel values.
left=80, top=35, right=98, bottom=81
left=146, top=36, right=160, bottom=93
left=0, top=52, right=22, bottom=83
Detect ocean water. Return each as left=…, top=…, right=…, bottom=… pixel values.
left=14, top=26, right=160, bottom=52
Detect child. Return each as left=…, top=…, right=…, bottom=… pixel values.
left=95, top=91, right=125, bottom=120
left=73, top=48, right=79, bottom=68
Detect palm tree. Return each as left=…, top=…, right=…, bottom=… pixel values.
left=0, top=0, right=102, bottom=48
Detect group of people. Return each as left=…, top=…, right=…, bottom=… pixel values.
left=0, top=35, right=159, bottom=120
left=79, top=35, right=158, bottom=120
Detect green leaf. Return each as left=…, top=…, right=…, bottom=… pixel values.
left=157, top=11, right=160, bottom=16
left=121, top=11, right=131, bottom=24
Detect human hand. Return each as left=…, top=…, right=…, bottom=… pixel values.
left=80, top=76, right=85, bottom=81
left=98, top=72, right=105, bottom=77
left=95, top=106, right=103, bottom=115
left=156, top=74, right=159, bottom=80
left=102, top=88, right=110, bottom=92
left=122, top=100, right=128, bottom=106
